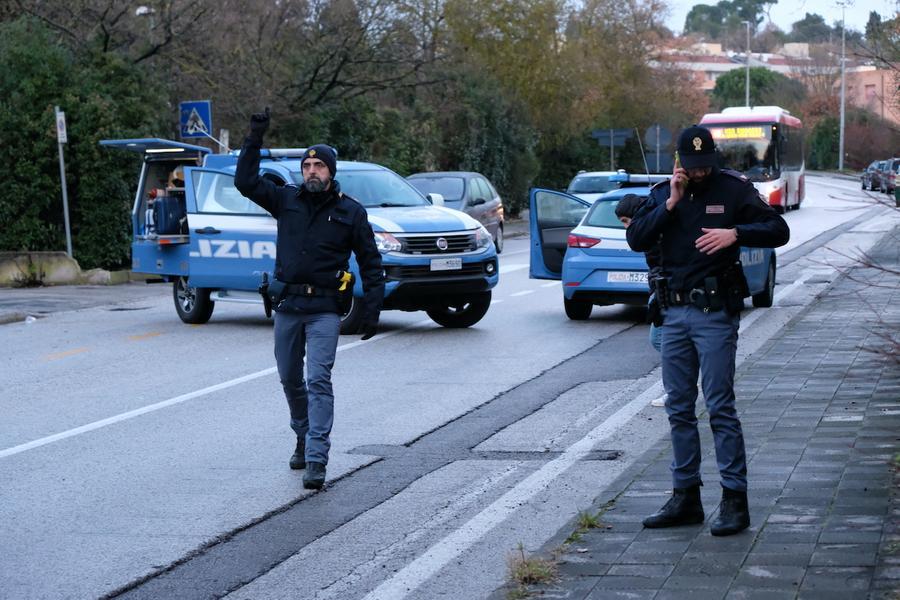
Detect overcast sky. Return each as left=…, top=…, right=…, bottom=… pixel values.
left=665, top=0, right=898, bottom=35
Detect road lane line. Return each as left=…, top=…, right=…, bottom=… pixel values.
left=0, top=319, right=433, bottom=460
left=499, top=263, right=528, bottom=274
left=128, top=332, right=162, bottom=341
left=541, top=282, right=558, bottom=288
left=510, top=290, right=534, bottom=297
left=43, top=347, right=89, bottom=361
left=490, top=299, right=505, bottom=305
left=362, top=379, right=664, bottom=600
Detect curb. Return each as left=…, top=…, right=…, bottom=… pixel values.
left=0, top=311, right=27, bottom=325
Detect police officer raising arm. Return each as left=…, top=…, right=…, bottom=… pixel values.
left=234, top=108, right=385, bottom=490
left=627, top=126, right=789, bottom=536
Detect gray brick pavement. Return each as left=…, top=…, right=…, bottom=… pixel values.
left=493, top=228, right=900, bottom=599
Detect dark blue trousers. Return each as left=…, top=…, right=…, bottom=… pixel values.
left=661, top=305, right=747, bottom=492
left=273, top=310, right=341, bottom=466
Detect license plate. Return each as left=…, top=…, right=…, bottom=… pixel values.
left=430, top=257, right=462, bottom=271
left=608, top=271, right=648, bottom=283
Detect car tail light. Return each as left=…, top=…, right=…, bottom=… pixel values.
left=567, top=234, right=600, bottom=248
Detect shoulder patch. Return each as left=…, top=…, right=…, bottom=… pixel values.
left=721, top=169, right=750, bottom=183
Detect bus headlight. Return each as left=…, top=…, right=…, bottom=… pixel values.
left=374, top=232, right=402, bottom=253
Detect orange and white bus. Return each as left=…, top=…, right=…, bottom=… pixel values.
left=700, top=106, right=804, bottom=214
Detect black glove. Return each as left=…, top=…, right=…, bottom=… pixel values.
left=360, top=317, right=378, bottom=341
left=249, top=107, right=270, bottom=141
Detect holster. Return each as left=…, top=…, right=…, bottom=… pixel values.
left=720, top=261, right=750, bottom=315
left=266, top=278, right=288, bottom=310
left=647, top=293, right=664, bottom=327
left=258, top=273, right=273, bottom=318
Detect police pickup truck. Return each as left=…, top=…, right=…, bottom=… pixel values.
left=100, top=139, right=499, bottom=333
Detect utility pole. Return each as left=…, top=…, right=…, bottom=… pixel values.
left=837, top=1, right=852, bottom=171
left=743, top=20, right=751, bottom=107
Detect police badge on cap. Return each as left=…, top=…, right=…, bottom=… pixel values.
left=676, top=125, right=717, bottom=169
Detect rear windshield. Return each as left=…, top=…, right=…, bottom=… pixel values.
left=584, top=195, right=648, bottom=229
left=408, top=177, right=465, bottom=202
left=567, top=175, right=616, bottom=194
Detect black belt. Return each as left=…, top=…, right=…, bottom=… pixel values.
left=667, top=288, right=709, bottom=306
left=283, top=283, right=338, bottom=297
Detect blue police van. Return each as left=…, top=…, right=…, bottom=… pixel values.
left=528, top=177, right=777, bottom=320
left=101, top=138, right=499, bottom=333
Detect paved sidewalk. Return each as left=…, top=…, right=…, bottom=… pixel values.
left=494, top=228, right=899, bottom=599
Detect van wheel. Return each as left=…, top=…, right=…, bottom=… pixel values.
left=426, top=292, right=491, bottom=328
left=493, top=224, right=504, bottom=254
left=564, top=297, right=592, bottom=320
left=752, top=260, right=776, bottom=308
left=340, top=295, right=364, bottom=334
left=174, top=276, right=214, bottom=324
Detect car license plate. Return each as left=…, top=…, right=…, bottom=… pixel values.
left=430, top=258, right=462, bottom=271
left=608, top=271, right=648, bottom=283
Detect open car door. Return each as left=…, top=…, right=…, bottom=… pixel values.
left=529, top=188, right=590, bottom=280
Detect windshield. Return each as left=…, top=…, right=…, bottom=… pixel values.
left=408, top=177, right=465, bottom=202
left=291, top=169, right=428, bottom=207
left=708, top=124, right=778, bottom=182
left=567, top=175, right=616, bottom=194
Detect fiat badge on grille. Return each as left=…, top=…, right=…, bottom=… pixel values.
left=436, top=237, right=449, bottom=251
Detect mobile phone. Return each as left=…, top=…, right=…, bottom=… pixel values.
left=674, top=150, right=681, bottom=170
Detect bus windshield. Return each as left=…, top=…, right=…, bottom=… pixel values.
left=708, top=124, right=779, bottom=182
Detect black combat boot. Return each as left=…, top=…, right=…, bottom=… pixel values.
left=289, top=438, right=305, bottom=470
left=710, top=486, right=750, bottom=536
left=643, top=485, right=705, bottom=528
left=303, top=461, right=326, bottom=490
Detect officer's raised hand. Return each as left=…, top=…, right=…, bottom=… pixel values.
left=666, top=167, right=688, bottom=210
left=249, top=107, right=270, bottom=141
left=360, top=316, right=378, bottom=341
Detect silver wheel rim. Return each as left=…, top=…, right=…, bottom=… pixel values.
left=177, top=278, right=196, bottom=313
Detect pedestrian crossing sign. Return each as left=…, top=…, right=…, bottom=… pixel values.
left=179, top=101, right=212, bottom=139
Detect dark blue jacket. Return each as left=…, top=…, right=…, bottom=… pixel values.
left=626, top=169, right=789, bottom=291
left=234, top=136, right=384, bottom=320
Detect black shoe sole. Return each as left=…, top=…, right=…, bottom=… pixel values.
left=710, top=521, right=750, bottom=536
left=290, top=460, right=306, bottom=470
left=302, top=479, right=324, bottom=490
left=643, top=514, right=705, bottom=528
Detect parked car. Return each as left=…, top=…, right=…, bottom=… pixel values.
left=100, top=139, right=499, bottom=333
left=566, top=170, right=669, bottom=204
left=407, top=171, right=505, bottom=253
left=879, top=158, right=900, bottom=194
left=861, top=160, right=880, bottom=190
left=528, top=185, right=777, bottom=320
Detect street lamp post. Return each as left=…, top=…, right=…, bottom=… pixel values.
left=743, top=21, right=751, bottom=107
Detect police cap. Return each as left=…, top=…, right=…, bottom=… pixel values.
left=676, top=125, right=717, bottom=169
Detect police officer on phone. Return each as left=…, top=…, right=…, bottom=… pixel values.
left=626, top=125, right=789, bottom=536
left=235, top=108, right=384, bottom=490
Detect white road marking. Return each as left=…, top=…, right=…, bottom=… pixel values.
left=362, top=379, right=664, bottom=600
left=499, top=263, right=528, bottom=274
left=738, top=267, right=826, bottom=332
left=0, top=319, right=433, bottom=460
left=510, top=290, right=534, bottom=297
left=490, top=299, right=505, bottom=305
left=541, top=282, right=558, bottom=288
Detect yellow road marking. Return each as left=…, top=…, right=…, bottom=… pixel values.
left=128, top=332, right=162, bottom=341
left=43, top=348, right=89, bottom=361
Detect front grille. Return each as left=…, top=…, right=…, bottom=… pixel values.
left=386, top=263, right=486, bottom=279
left=398, top=233, right=476, bottom=255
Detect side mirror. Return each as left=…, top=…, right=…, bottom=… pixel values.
left=427, top=192, right=444, bottom=206
left=470, top=197, right=487, bottom=206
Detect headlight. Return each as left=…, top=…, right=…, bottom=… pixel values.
left=374, top=232, right=402, bottom=253
left=474, top=226, right=492, bottom=249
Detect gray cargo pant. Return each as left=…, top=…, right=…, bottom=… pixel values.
left=273, top=310, right=341, bottom=466
left=661, top=305, right=747, bottom=492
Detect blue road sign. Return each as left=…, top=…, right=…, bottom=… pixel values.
left=179, top=101, right=212, bottom=139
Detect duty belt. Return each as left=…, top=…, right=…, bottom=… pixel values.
left=284, top=283, right=338, bottom=297
left=667, top=288, right=710, bottom=307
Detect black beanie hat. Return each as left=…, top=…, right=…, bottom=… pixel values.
left=615, top=194, right=645, bottom=219
left=301, top=144, right=337, bottom=177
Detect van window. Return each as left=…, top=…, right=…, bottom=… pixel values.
left=192, top=171, right=269, bottom=215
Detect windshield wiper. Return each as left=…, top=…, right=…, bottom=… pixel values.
left=377, top=202, right=410, bottom=207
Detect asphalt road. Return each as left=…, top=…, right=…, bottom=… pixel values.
left=1, top=175, right=896, bottom=600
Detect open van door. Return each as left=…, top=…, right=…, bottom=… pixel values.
left=529, top=188, right=590, bottom=280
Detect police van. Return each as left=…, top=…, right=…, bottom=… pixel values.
left=100, top=138, right=499, bottom=333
